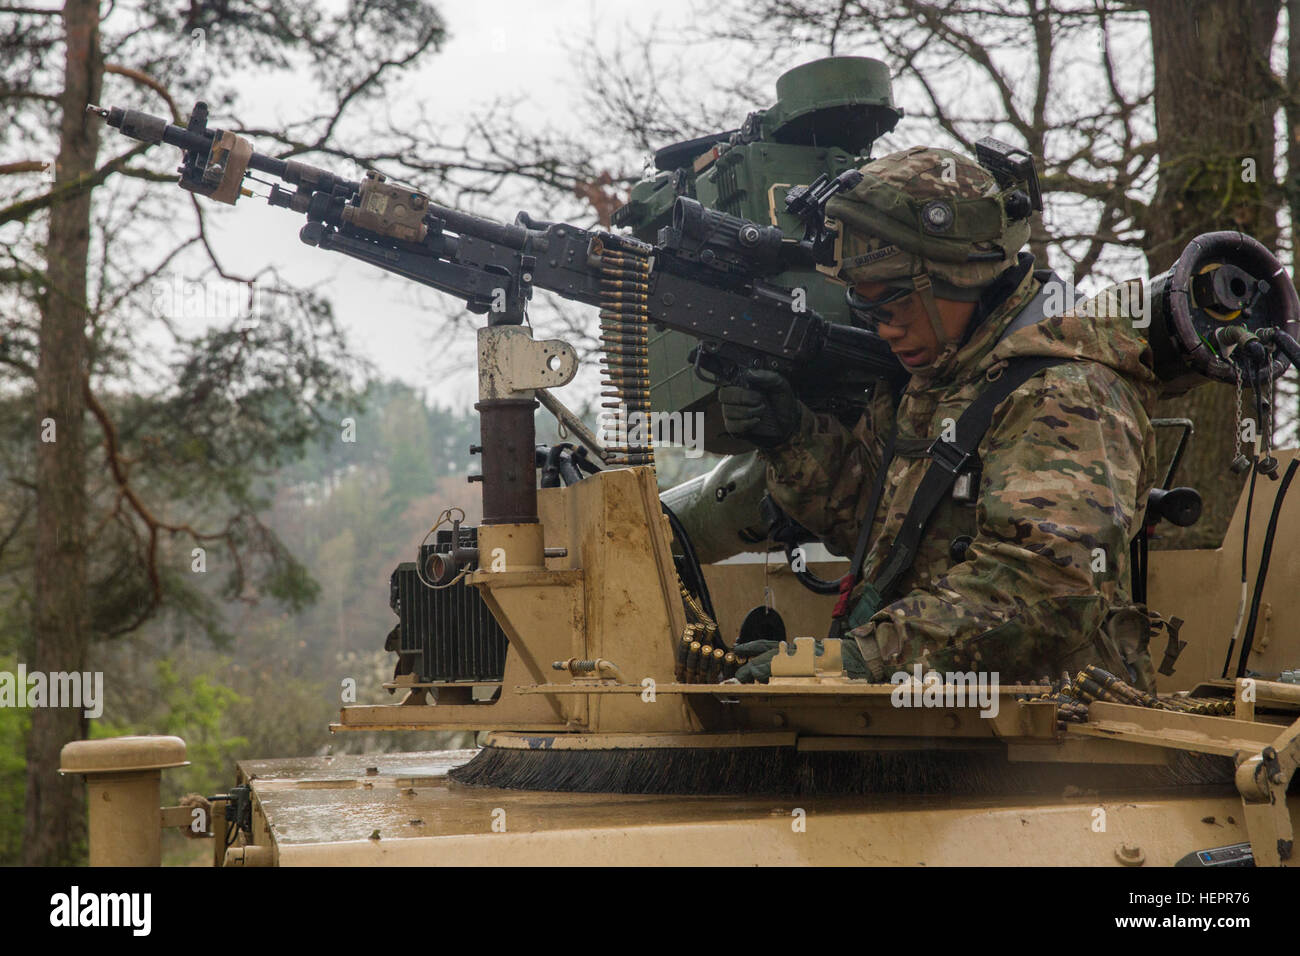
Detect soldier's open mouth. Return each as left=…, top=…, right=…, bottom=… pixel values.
left=896, top=349, right=929, bottom=366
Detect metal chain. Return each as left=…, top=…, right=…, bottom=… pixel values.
left=1266, top=356, right=1275, bottom=458
left=1234, top=362, right=1245, bottom=452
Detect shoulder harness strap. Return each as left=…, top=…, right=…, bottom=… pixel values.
left=870, top=354, right=1067, bottom=603
left=843, top=272, right=1068, bottom=601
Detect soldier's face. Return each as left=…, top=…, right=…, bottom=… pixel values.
left=853, top=280, right=978, bottom=369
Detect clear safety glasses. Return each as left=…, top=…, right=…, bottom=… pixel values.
left=844, top=281, right=921, bottom=330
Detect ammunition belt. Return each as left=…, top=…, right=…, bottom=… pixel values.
left=598, top=248, right=654, bottom=467
left=1027, top=664, right=1235, bottom=730
left=599, top=249, right=727, bottom=677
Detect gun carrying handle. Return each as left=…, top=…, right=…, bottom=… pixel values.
left=208, top=130, right=253, bottom=205
left=175, top=128, right=253, bottom=206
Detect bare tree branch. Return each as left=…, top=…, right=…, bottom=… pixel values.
left=0, top=142, right=148, bottom=225
left=103, top=63, right=180, bottom=121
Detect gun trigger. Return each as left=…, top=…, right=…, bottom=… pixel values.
left=691, top=346, right=724, bottom=386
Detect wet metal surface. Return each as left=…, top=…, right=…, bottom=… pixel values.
left=241, top=751, right=476, bottom=789
left=240, top=749, right=1238, bottom=853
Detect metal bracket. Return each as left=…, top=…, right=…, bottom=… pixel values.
left=179, top=128, right=252, bottom=206
left=1235, top=711, right=1300, bottom=866
left=770, top=637, right=844, bottom=680
left=477, top=325, right=578, bottom=400
left=1065, top=685, right=1300, bottom=867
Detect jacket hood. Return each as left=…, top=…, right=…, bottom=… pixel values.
left=989, top=275, right=1159, bottom=392
left=902, top=259, right=1159, bottom=396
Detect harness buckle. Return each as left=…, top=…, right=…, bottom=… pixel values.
left=926, top=437, right=970, bottom=474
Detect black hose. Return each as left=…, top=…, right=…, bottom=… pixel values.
left=760, top=494, right=844, bottom=595
left=539, top=445, right=564, bottom=488
left=556, top=450, right=584, bottom=486
left=538, top=443, right=596, bottom=487
left=1261, top=328, right=1300, bottom=370
left=1129, top=528, right=1148, bottom=606
left=1234, top=458, right=1299, bottom=678
left=1220, top=462, right=1259, bottom=679
left=661, top=500, right=718, bottom=627
left=792, top=557, right=844, bottom=594
left=570, top=445, right=602, bottom=475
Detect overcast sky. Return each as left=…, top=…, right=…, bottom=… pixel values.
left=201, top=0, right=704, bottom=410
left=75, top=0, right=1195, bottom=417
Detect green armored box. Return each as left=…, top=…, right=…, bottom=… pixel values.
left=613, top=56, right=902, bottom=453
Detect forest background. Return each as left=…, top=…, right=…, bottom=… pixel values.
left=3, top=0, right=1297, bottom=863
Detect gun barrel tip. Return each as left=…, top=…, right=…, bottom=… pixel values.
left=86, top=104, right=109, bottom=117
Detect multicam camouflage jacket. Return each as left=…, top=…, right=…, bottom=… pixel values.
left=762, top=265, right=1163, bottom=686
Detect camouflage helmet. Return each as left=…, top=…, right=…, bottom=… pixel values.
left=821, top=146, right=1031, bottom=300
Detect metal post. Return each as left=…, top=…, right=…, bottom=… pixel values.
left=60, top=735, right=188, bottom=866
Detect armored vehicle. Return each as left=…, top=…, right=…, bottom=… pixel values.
left=70, top=58, right=1300, bottom=868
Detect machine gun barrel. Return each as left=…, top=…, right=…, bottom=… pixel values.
left=88, top=100, right=902, bottom=389
left=90, top=102, right=361, bottom=201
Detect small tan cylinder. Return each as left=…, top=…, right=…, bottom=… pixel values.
left=477, top=521, right=546, bottom=572
left=224, top=844, right=273, bottom=867
left=60, top=736, right=188, bottom=867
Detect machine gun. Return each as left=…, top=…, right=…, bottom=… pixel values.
left=89, top=101, right=899, bottom=422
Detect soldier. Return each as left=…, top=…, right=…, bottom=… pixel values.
left=721, top=146, right=1161, bottom=688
